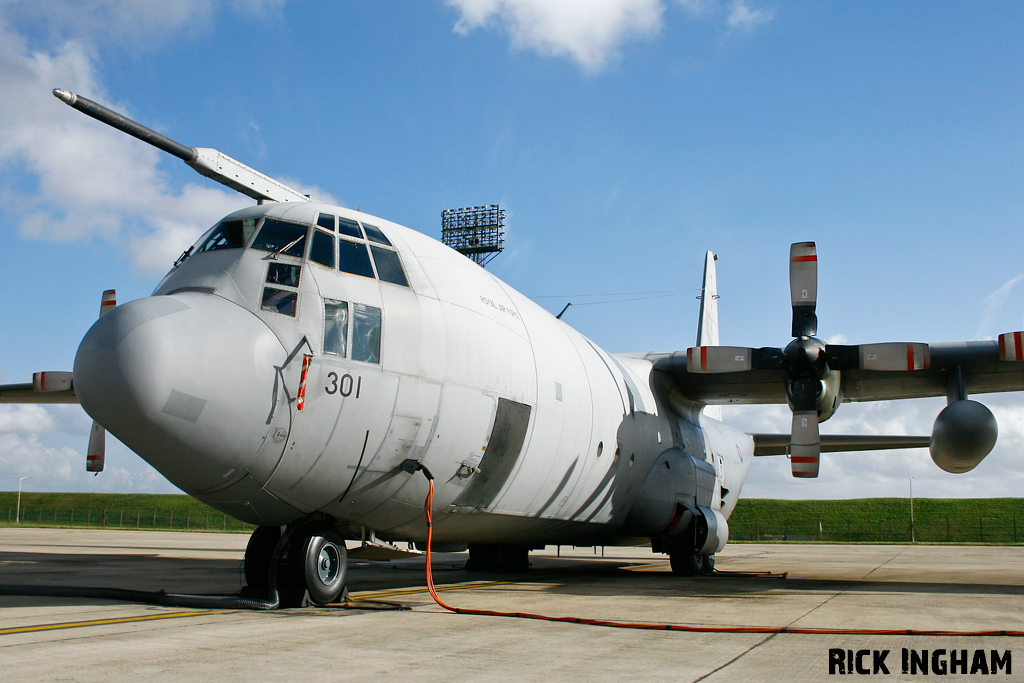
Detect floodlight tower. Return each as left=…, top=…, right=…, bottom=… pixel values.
left=441, top=205, right=505, bottom=268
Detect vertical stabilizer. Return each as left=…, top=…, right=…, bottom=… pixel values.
left=696, top=251, right=721, bottom=421
left=696, top=251, right=719, bottom=347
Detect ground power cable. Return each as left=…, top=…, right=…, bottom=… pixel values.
left=415, top=467, right=1024, bottom=637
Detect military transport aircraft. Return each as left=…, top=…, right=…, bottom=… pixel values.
left=1, top=89, right=1021, bottom=607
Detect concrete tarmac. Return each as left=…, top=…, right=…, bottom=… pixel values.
left=1, top=528, right=1022, bottom=681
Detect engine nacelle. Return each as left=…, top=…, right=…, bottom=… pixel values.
left=693, top=505, right=729, bottom=555
left=929, top=399, right=998, bottom=473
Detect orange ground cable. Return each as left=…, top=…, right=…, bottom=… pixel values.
left=419, top=474, right=1024, bottom=637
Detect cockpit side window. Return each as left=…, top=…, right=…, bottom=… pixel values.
left=251, top=218, right=308, bottom=257
left=338, top=239, right=375, bottom=278
left=361, top=223, right=392, bottom=246
left=370, top=245, right=408, bottom=286
left=316, top=213, right=336, bottom=231
left=197, top=219, right=256, bottom=252
left=310, top=230, right=335, bottom=268
left=323, top=300, right=348, bottom=357
left=352, top=304, right=381, bottom=364
left=338, top=218, right=363, bottom=239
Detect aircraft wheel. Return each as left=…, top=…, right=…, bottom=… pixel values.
left=668, top=547, right=702, bottom=577
left=243, top=525, right=281, bottom=595
left=289, top=523, right=348, bottom=605
left=701, top=554, right=716, bottom=575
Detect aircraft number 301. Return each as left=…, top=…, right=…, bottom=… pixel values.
left=325, top=372, right=362, bottom=398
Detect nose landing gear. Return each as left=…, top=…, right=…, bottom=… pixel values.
left=243, top=522, right=349, bottom=607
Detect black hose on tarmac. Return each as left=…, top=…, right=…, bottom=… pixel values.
left=0, top=524, right=297, bottom=611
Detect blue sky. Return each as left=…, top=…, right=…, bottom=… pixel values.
left=1, top=0, right=1021, bottom=499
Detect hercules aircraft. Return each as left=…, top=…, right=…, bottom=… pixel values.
left=1, top=89, right=1021, bottom=607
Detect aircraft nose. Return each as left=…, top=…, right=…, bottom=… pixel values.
left=74, top=292, right=287, bottom=494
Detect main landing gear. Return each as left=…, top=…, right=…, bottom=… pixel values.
left=667, top=544, right=716, bottom=577
left=244, top=522, right=349, bottom=607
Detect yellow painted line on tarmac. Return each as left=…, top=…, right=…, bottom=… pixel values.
left=352, top=580, right=513, bottom=601
left=0, top=610, right=236, bottom=636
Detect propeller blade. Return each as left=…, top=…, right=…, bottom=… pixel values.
left=687, top=346, right=753, bottom=373
left=999, top=332, right=1023, bottom=361
left=790, top=410, right=820, bottom=478
left=86, top=421, right=105, bottom=473
left=85, top=288, right=115, bottom=474
left=99, top=289, right=116, bottom=317
left=789, top=242, right=817, bottom=338
left=788, top=376, right=820, bottom=477
left=826, top=342, right=930, bottom=371
left=686, top=346, right=784, bottom=373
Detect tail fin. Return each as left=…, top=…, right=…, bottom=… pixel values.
left=696, top=251, right=719, bottom=347
left=696, top=251, right=721, bottom=421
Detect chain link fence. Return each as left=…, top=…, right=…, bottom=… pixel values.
left=3, top=507, right=257, bottom=533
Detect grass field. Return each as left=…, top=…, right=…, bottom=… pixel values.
left=1, top=492, right=1022, bottom=544
left=0, top=491, right=255, bottom=533
left=728, top=497, right=1024, bottom=544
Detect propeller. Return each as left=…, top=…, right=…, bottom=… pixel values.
left=687, top=242, right=929, bottom=478
left=86, top=289, right=116, bottom=474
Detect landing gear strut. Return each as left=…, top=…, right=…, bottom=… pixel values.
left=667, top=545, right=715, bottom=576
left=243, top=523, right=349, bottom=607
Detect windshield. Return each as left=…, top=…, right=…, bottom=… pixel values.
left=251, top=218, right=308, bottom=258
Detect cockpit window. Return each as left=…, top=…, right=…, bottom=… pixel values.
left=198, top=219, right=256, bottom=252
left=251, top=218, right=308, bottom=257
left=261, top=287, right=297, bottom=316
left=266, top=262, right=300, bottom=287
left=338, top=217, right=363, bottom=239
left=362, top=223, right=392, bottom=246
left=370, top=245, right=408, bottom=286
left=323, top=300, right=348, bottom=357
left=310, top=230, right=335, bottom=268
left=352, top=303, right=381, bottom=364
left=338, top=239, right=375, bottom=279
left=316, top=213, right=335, bottom=231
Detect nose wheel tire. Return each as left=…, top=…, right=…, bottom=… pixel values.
left=289, top=523, right=348, bottom=605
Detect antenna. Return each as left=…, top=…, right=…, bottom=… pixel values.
left=441, top=205, right=505, bottom=267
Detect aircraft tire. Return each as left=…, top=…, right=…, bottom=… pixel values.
left=290, top=523, right=348, bottom=605
left=701, top=554, right=715, bottom=575
left=243, top=525, right=281, bottom=596
left=668, top=547, right=703, bottom=577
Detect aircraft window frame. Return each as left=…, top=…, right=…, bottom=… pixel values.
left=316, top=213, right=336, bottom=232
left=266, top=262, right=301, bottom=288
left=197, top=218, right=256, bottom=253
left=338, top=238, right=375, bottom=279
left=369, top=245, right=409, bottom=287
left=338, top=217, right=363, bottom=239
left=361, top=223, right=392, bottom=246
left=351, top=303, right=381, bottom=364
left=323, top=300, right=349, bottom=357
left=310, top=229, right=335, bottom=269
left=251, top=218, right=309, bottom=258
left=261, top=287, right=297, bottom=317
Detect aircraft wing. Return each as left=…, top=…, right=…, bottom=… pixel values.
left=651, top=339, right=1022, bottom=405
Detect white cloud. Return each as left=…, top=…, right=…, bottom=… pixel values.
left=726, top=0, right=773, bottom=32
left=0, top=6, right=261, bottom=275
left=0, top=405, right=58, bottom=434
left=977, top=273, right=1024, bottom=339
left=449, top=0, right=664, bottom=72
left=447, top=0, right=774, bottom=72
